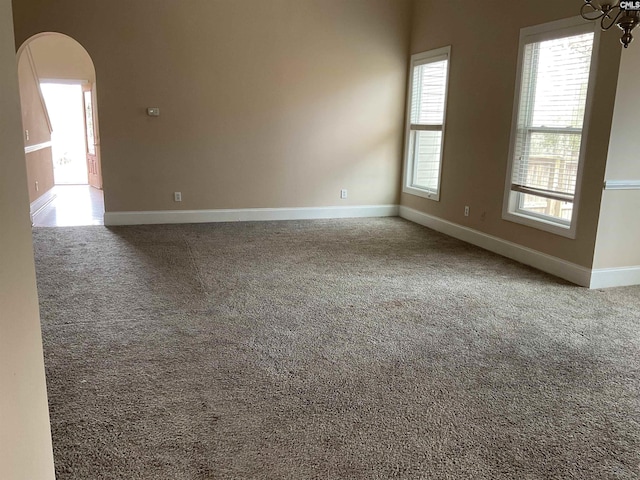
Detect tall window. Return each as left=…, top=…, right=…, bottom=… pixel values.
left=504, top=19, right=598, bottom=237
left=403, top=46, right=450, bottom=200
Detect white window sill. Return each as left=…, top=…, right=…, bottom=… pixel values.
left=403, top=185, right=440, bottom=201
left=502, top=210, right=576, bottom=239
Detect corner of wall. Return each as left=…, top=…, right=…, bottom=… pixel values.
left=0, top=0, right=56, bottom=477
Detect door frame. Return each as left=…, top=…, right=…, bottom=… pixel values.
left=81, top=82, right=102, bottom=189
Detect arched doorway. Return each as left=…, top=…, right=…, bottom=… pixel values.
left=17, top=33, right=104, bottom=227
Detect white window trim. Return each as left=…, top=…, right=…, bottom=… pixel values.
left=402, top=45, right=451, bottom=201
left=502, top=16, right=600, bottom=239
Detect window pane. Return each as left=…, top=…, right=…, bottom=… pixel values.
left=411, top=59, right=447, bottom=125
left=404, top=48, right=449, bottom=199
left=411, top=130, right=442, bottom=191
left=518, top=192, right=573, bottom=223
left=511, top=32, right=593, bottom=207
left=84, top=90, right=96, bottom=155
left=517, top=131, right=581, bottom=195
left=528, top=34, right=593, bottom=129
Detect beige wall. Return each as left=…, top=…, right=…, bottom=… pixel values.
left=17, top=50, right=50, bottom=145
left=593, top=45, right=640, bottom=269
left=12, top=0, right=412, bottom=213
left=0, top=0, right=56, bottom=478
left=405, top=1, right=621, bottom=268
left=17, top=48, right=54, bottom=203
left=28, top=33, right=95, bottom=82
left=25, top=147, right=55, bottom=203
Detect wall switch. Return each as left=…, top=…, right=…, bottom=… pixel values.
left=464, top=206, right=470, bottom=217
left=174, top=192, right=182, bottom=202
left=340, top=189, right=348, bottom=199
left=25, top=130, right=29, bottom=141
left=147, top=107, right=160, bottom=117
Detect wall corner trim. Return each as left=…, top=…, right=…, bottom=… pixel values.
left=603, top=180, right=640, bottom=190
left=399, top=206, right=593, bottom=287
left=104, top=204, right=400, bottom=226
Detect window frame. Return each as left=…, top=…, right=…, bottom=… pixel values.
left=402, top=46, right=451, bottom=201
left=502, top=17, right=600, bottom=239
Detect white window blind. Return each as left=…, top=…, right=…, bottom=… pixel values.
left=509, top=31, right=594, bottom=223
left=403, top=47, right=450, bottom=200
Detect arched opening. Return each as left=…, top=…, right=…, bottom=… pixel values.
left=17, top=32, right=104, bottom=227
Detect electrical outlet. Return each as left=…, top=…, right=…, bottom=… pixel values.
left=174, top=192, right=182, bottom=202
left=340, top=189, right=348, bottom=199
left=35, top=181, right=39, bottom=192
left=25, top=130, right=29, bottom=141
left=464, top=206, right=470, bottom=217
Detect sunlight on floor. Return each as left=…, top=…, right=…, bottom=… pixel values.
left=33, top=185, right=104, bottom=227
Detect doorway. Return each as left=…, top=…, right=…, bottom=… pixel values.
left=17, top=33, right=104, bottom=227
left=40, top=82, right=88, bottom=185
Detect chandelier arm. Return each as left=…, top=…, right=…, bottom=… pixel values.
left=581, top=1, right=638, bottom=48
left=581, top=2, right=607, bottom=20
left=601, top=7, right=623, bottom=30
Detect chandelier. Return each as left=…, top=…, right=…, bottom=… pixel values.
left=581, top=1, right=640, bottom=47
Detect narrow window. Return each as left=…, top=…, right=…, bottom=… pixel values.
left=403, top=46, right=450, bottom=200
left=504, top=19, right=598, bottom=237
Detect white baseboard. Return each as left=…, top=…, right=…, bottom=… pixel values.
left=589, top=266, right=640, bottom=289
left=104, top=204, right=399, bottom=226
left=30, top=189, right=57, bottom=219
left=103, top=203, right=639, bottom=289
left=399, top=206, right=593, bottom=287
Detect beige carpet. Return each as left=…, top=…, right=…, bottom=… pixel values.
left=33, top=218, right=640, bottom=479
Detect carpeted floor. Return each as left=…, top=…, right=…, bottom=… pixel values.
left=32, top=218, right=640, bottom=479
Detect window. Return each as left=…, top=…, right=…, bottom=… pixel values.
left=503, top=18, right=598, bottom=238
left=403, top=46, right=450, bottom=200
